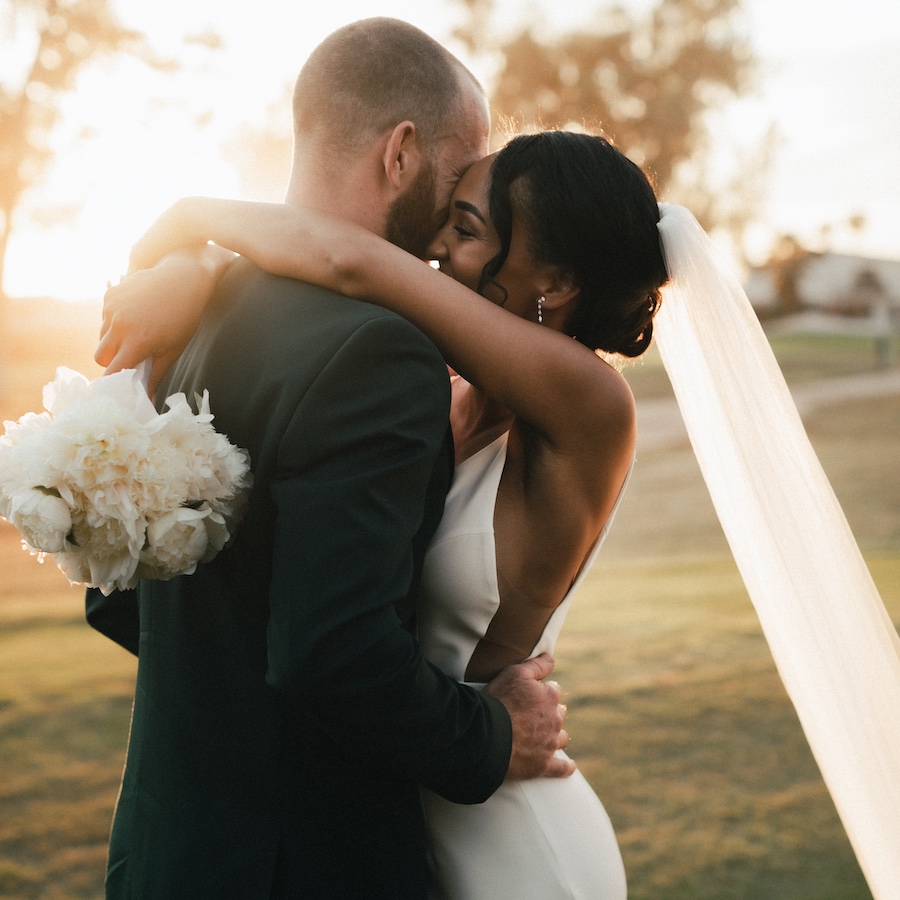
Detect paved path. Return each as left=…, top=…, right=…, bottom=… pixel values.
left=636, top=369, right=900, bottom=452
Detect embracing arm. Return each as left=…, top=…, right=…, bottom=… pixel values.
left=103, top=198, right=635, bottom=456
left=266, top=313, right=569, bottom=790
left=97, top=244, right=234, bottom=395
left=85, top=586, right=140, bottom=655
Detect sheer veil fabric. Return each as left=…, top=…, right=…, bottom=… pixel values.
left=654, top=204, right=900, bottom=898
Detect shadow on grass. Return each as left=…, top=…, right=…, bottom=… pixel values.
left=569, top=672, right=872, bottom=899
left=0, top=577, right=891, bottom=899
left=552, top=556, right=892, bottom=900
left=0, top=620, right=134, bottom=899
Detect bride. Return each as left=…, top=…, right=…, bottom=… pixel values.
left=98, top=127, right=900, bottom=898
left=100, top=129, right=665, bottom=898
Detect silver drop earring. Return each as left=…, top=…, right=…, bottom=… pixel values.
left=537, top=296, right=545, bottom=324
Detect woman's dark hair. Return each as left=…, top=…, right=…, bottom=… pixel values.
left=480, top=131, right=668, bottom=357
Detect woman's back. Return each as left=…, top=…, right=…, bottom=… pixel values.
left=418, top=428, right=631, bottom=900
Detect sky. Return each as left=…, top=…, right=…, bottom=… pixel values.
left=3, top=0, right=899, bottom=301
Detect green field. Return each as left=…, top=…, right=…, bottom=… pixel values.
left=1, top=319, right=897, bottom=898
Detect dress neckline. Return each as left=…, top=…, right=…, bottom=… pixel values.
left=455, top=431, right=508, bottom=471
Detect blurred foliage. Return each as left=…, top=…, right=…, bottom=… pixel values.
left=228, top=0, right=767, bottom=245
left=0, top=0, right=184, bottom=298
left=453, top=0, right=766, bottom=245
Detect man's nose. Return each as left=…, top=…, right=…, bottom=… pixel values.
left=426, top=228, right=448, bottom=262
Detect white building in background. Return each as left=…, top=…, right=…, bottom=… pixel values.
left=745, top=251, right=900, bottom=368
left=745, top=251, right=900, bottom=318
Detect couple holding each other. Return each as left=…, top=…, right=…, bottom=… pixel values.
left=89, top=16, right=672, bottom=899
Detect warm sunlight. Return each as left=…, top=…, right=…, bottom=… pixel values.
left=4, top=2, right=463, bottom=300
left=2, top=5, right=898, bottom=898
left=3, top=0, right=899, bottom=301
left=6, top=59, right=242, bottom=300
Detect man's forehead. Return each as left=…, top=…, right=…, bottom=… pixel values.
left=434, top=83, right=490, bottom=179
left=437, top=122, right=489, bottom=174
left=443, top=83, right=491, bottom=158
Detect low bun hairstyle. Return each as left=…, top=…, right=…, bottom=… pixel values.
left=479, top=132, right=668, bottom=357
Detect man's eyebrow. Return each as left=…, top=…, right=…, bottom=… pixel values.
left=454, top=200, right=486, bottom=223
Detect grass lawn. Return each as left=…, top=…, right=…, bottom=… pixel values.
left=2, top=556, right=895, bottom=899
left=556, top=555, right=899, bottom=899
left=0, top=613, right=135, bottom=899
left=1, top=305, right=897, bottom=897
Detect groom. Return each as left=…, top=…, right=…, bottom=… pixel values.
left=87, top=18, right=570, bottom=899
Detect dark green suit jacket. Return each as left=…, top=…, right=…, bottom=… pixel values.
left=86, top=260, right=512, bottom=898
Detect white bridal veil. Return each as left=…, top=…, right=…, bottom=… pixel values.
left=653, top=204, right=900, bottom=898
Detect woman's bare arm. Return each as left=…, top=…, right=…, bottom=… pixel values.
left=113, top=197, right=635, bottom=460
left=97, top=242, right=234, bottom=394
left=104, top=199, right=637, bottom=667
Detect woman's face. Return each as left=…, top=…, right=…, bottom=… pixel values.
left=426, top=153, right=544, bottom=320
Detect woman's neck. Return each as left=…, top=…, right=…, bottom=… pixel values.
left=449, top=374, right=514, bottom=465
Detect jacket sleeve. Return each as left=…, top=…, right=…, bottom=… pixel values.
left=266, top=313, right=511, bottom=803
left=85, top=586, right=140, bottom=656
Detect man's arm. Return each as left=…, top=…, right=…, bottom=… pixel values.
left=263, top=312, right=518, bottom=801
left=86, top=587, right=140, bottom=656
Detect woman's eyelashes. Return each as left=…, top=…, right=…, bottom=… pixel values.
left=451, top=212, right=488, bottom=242
left=453, top=223, right=477, bottom=240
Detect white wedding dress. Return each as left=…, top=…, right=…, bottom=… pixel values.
left=418, top=432, right=629, bottom=900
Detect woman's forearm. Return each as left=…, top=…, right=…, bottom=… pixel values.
left=128, top=198, right=346, bottom=288
left=131, top=198, right=633, bottom=455
left=97, top=242, right=235, bottom=392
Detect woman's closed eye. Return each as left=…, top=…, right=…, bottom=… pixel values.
left=449, top=199, right=489, bottom=242
left=453, top=224, right=478, bottom=240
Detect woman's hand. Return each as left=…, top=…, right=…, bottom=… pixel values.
left=95, top=247, right=230, bottom=395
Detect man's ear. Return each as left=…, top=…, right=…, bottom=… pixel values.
left=382, top=120, right=424, bottom=192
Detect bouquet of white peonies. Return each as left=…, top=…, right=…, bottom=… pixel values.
left=0, top=365, right=252, bottom=595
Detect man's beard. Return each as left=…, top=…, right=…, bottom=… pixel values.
left=385, top=159, right=438, bottom=259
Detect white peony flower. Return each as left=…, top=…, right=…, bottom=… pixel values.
left=7, top=487, right=72, bottom=553
left=200, top=507, right=231, bottom=563
left=0, top=365, right=252, bottom=595
left=83, top=548, right=141, bottom=595
left=143, top=506, right=212, bottom=576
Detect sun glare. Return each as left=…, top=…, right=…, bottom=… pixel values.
left=3, top=0, right=899, bottom=302
left=6, top=55, right=245, bottom=302
left=4, top=0, right=459, bottom=301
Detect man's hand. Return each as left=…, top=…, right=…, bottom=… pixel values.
left=484, top=653, right=575, bottom=780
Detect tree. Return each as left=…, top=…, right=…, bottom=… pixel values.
left=452, top=0, right=759, bottom=237
left=767, top=234, right=814, bottom=315
left=0, top=0, right=172, bottom=299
